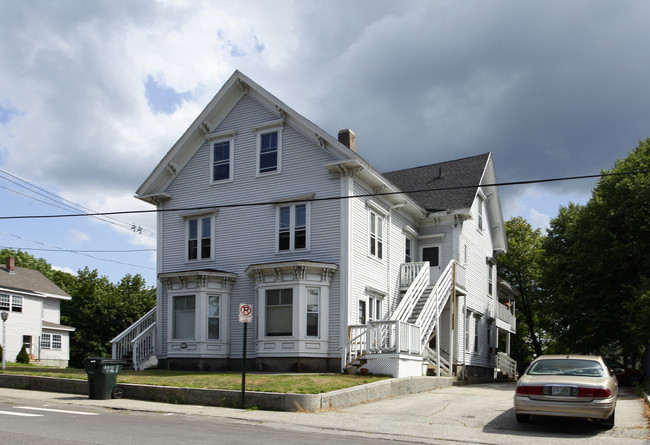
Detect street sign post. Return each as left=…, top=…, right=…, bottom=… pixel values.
left=239, top=304, right=253, bottom=408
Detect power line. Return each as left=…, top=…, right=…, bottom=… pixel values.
left=0, top=169, right=647, bottom=220
left=0, top=168, right=156, bottom=237
left=0, top=246, right=155, bottom=253
left=0, top=232, right=156, bottom=271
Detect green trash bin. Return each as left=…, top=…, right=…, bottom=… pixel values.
left=82, top=357, right=124, bottom=399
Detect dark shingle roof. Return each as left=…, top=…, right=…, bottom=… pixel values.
left=0, top=265, right=70, bottom=299
left=382, top=153, right=490, bottom=212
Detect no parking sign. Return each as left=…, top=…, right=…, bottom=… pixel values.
left=239, top=303, right=253, bottom=323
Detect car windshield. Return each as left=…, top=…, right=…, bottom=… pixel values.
left=527, top=359, right=605, bottom=377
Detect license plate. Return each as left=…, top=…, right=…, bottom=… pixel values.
left=551, top=386, right=571, bottom=396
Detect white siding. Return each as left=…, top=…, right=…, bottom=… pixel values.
left=157, top=94, right=343, bottom=359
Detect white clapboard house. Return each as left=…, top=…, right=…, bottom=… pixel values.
left=0, top=257, right=75, bottom=367
left=112, top=71, right=517, bottom=378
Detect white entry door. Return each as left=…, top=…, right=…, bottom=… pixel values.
left=421, top=244, right=441, bottom=285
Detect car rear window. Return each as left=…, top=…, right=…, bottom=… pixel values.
left=527, top=359, right=605, bottom=377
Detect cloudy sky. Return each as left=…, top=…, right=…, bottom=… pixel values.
left=1, top=0, right=648, bottom=285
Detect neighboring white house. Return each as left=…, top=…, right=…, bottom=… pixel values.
left=113, top=71, right=516, bottom=378
left=0, top=257, right=75, bottom=368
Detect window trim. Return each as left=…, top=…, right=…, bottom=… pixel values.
left=369, top=210, right=384, bottom=260
left=276, top=202, right=310, bottom=253
left=477, top=194, right=485, bottom=232
left=256, top=126, right=283, bottom=176
left=209, top=136, right=235, bottom=184
left=185, top=214, right=214, bottom=262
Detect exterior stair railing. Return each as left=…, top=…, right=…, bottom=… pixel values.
left=111, top=307, right=156, bottom=369
left=496, top=352, right=518, bottom=379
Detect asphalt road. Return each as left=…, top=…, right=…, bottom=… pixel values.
left=0, top=383, right=647, bottom=444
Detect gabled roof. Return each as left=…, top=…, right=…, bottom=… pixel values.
left=0, top=265, right=71, bottom=300
left=382, top=153, right=491, bottom=212
left=136, top=70, right=361, bottom=203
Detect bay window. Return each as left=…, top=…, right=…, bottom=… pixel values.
left=207, top=295, right=220, bottom=340
left=306, top=288, right=319, bottom=337
left=265, top=288, right=293, bottom=336
left=173, top=295, right=195, bottom=339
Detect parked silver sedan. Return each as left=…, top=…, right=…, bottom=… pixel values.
left=514, top=355, right=618, bottom=429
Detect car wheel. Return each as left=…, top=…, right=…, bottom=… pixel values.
left=600, top=411, right=615, bottom=430
left=516, top=413, right=530, bottom=423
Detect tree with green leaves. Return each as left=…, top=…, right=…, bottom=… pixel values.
left=543, top=138, right=650, bottom=361
left=498, top=217, right=550, bottom=362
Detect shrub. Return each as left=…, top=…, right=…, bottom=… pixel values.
left=16, top=344, right=30, bottom=364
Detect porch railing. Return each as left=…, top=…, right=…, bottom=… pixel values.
left=496, top=301, right=516, bottom=333
left=496, top=352, right=517, bottom=379
left=342, top=320, right=421, bottom=369
left=111, top=307, right=156, bottom=364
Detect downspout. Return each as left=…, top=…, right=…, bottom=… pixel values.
left=387, top=203, right=406, bottom=318
left=463, top=293, right=467, bottom=382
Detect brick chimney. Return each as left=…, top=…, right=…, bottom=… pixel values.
left=6, top=256, right=15, bottom=274
left=338, top=129, right=356, bottom=152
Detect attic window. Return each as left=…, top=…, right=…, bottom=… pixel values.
left=256, top=123, right=283, bottom=176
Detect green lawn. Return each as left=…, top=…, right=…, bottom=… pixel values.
left=0, top=364, right=388, bottom=394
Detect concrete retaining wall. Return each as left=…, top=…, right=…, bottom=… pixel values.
left=0, top=374, right=453, bottom=412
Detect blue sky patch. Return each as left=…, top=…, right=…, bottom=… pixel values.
left=145, top=76, right=193, bottom=115
left=0, top=104, right=19, bottom=124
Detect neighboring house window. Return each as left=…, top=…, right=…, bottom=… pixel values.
left=358, top=300, right=367, bottom=325
left=465, top=312, right=471, bottom=353
left=211, top=139, right=232, bottom=182
left=477, top=196, right=485, bottom=231
left=0, top=293, right=9, bottom=310
left=258, top=130, right=281, bottom=174
left=11, top=295, right=22, bottom=312
left=265, top=288, right=293, bottom=336
left=187, top=216, right=212, bottom=261
left=369, top=211, right=384, bottom=259
left=422, top=246, right=440, bottom=268
left=0, top=293, right=22, bottom=312
left=306, top=288, right=319, bottom=337
left=277, top=203, right=308, bottom=251
left=405, top=237, right=413, bottom=263
left=52, top=334, right=62, bottom=350
left=173, top=295, right=196, bottom=339
left=207, top=295, right=220, bottom=340
left=41, top=334, right=61, bottom=350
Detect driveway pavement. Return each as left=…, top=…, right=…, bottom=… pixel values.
left=0, top=382, right=647, bottom=444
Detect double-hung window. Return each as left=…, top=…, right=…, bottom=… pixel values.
left=207, top=295, right=220, bottom=340
left=278, top=203, right=308, bottom=251
left=211, top=140, right=232, bottom=182
left=173, top=295, right=195, bottom=339
left=477, top=196, right=485, bottom=231
left=368, top=295, right=382, bottom=321
left=265, top=289, right=293, bottom=336
left=0, top=293, right=22, bottom=312
left=306, top=288, right=319, bottom=337
left=358, top=300, right=367, bottom=325
left=187, top=216, right=212, bottom=261
left=257, top=127, right=282, bottom=175
left=369, top=211, right=383, bottom=259
left=405, top=237, right=413, bottom=263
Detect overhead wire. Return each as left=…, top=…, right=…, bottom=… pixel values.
left=0, top=169, right=647, bottom=220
